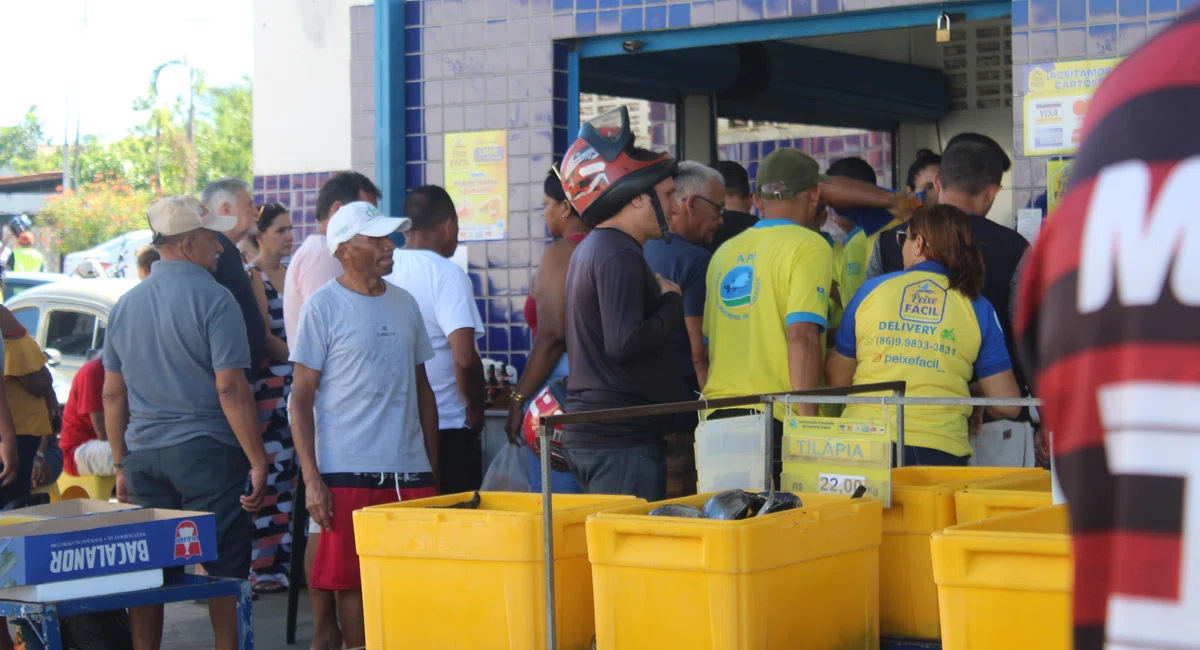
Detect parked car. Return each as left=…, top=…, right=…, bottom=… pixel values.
left=3, top=271, right=65, bottom=301
left=61, top=230, right=153, bottom=278
left=5, top=278, right=137, bottom=405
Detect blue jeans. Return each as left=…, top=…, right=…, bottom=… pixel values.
left=565, top=444, right=667, bottom=501
left=524, top=355, right=582, bottom=494
left=900, top=445, right=969, bottom=467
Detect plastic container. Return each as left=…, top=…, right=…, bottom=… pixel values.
left=587, top=492, right=882, bottom=650
left=954, top=471, right=1052, bottom=524
left=931, top=505, right=1072, bottom=650
left=881, top=466, right=1044, bottom=640
left=695, top=415, right=766, bottom=493
left=353, top=492, right=640, bottom=650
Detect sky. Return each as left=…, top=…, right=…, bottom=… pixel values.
left=0, top=0, right=253, bottom=144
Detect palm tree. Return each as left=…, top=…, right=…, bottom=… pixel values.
left=147, top=59, right=204, bottom=194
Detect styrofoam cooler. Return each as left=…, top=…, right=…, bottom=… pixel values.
left=694, top=414, right=767, bottom=492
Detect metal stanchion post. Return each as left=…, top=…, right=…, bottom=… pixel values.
left=539, top=423, right=558, bottom=650
left=763, top=397, right=775, bottom=491
left=893, top=388, right=906, bottom=468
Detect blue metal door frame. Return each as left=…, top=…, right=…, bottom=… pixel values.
left=564, top=0, right=1011, bottom=137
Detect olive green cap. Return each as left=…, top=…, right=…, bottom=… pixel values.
left=755, top=149, right=832, bottom=199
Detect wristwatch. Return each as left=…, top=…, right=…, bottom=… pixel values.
left=113, top=460, right=124, bottom=470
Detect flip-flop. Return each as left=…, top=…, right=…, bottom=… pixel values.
left=253, top=581, right=287, bottom=595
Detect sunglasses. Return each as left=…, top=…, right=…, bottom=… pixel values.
left=896, top=228, right=924, bottom=248
left=692, top=195, right=726, bottom=217
left=256, top=203, right=287, bottom=230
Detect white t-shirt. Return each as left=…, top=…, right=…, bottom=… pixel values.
left=384, top=249, right=484, bottom=430
left=290, top=280, right=435, bottom=474
left=282, top=235, right=344, bottom=342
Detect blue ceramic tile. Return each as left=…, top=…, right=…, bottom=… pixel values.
left=488, top=269, right=510, bottom=295
left=486, top=20, right=507, bottom=46
left=510, top=268, right=531, bottom=295
left=1090, top=0, right=1117, bottom=20
left=278, top=176, right=291, bottom=191
left=554, top=0, right=573, bottom=9
left=791, top=0, right=812, bottom=14
left=405, top=81, right=423, bottom=108
left=738, top=0, right=763, bottom=19
left=1119, top=22, right=1146, bottom=54
left=405, top=54, right=422, bottom=80
left=488, top=353, right=511, bottom=367
left=1059, top=26, right=1086, bottom=57
left=599, top=9, right=619, bottom=31
left=553, top=42, right=569, bottom=70
left=1182, top=0, right=1197, bottom=11
left=405, top=27, right=422, bottom=53
left=1148, top=17, right=1175, bottom=35
left=764, top=0, right=787, bottom=17
left=487, top=242, right=510, bottom=267
left=646, top=4, right=667, bottom=27
left=511, top=353, right=528, bottom=372
left=406, top=1, right=422, bottom=25
left=621, top=7, right=643, bottom=29
left=468, top=272, right=485, bottom=297
left=1060, top=0, right=1086, bottom=22
left=578, top=0, right=598, bottom=9
left=305, top=173, right=318, bottom=190
left=405, top=135, right=424, bottom=161
left=553, top=70, right=570, bottom=97
left=253, top=177, right=265, bottom=191
left=510, top=0, right=530, bottom=15
left=691, top=2, right=715, bottom=24
left=468, top=245, right=487, bottom=270
left=511, top=326, right=531, bottom=350
left=1148, top=0, right=1176, bottom=13
left=318, top=172, right=331, bottom=185
left=266, top=176, right=278, bottom=191
left=1012, top=0, right=1028, bottom=27
left=815, top=0, right=838, bottom=13
left=600, top=0, right=620, bottom=8
left=553, top=127, right=568, bottom=154
left=646, top=0, right=666, bottom=6
left=1119, top=0, right=1146, bottom=16
left=406, top=108, right=423, bottom=134
left=1088, top=23, right=1118, bottom=55
left=554, top=98, right=568, bottom=125
left=406, top=163, right=425, bottom=188
left=1012, top=31, right=1029, bottom=62
left=576, top=10, right=597, bottom=31
left=669, top=3, right=690, bottom=25
left=1030, top=0, right=1057, bottom=26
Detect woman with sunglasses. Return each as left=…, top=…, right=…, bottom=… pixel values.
left=245, top=203, right=296, bottom=594
left=504, top=167, right=591, bottom=493
left=825, top=204, right=1022, bottom=466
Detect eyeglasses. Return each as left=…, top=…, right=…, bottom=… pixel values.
left=896, top=228, right=925, bottom=249
left=692, top=195, right=726, bottom=217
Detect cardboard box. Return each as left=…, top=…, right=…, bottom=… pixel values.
left=0, top=499, right=136, bottom=523
left=0, top=506, right=216, bottom=590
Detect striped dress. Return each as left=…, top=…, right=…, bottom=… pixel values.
left=249, top=264, right=296, bottom=586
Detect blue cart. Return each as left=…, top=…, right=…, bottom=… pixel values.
left=0, top=574, right=253, bottom=650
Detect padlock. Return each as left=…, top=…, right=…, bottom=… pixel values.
left=936, top=12, right=951, bottom=42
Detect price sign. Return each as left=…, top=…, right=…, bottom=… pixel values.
left=782, top=416, right=892, bottom=506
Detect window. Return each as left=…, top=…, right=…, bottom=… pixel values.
left=12, top=308, right=39, bottom=337
left=93, top=323, right=106, bottom=352
left=45, top=311, right=98, bottom=359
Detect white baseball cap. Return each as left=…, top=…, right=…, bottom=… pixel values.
left=147, top=196, right=237, bottom=237
left=326, top=201, right=412, bottom=255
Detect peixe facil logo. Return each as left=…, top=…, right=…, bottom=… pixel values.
left=174, top=520, right=202, bottom=560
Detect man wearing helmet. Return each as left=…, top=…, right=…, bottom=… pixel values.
left=558, top=107, right=684, bottom=501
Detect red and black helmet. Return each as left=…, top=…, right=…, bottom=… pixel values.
left=560, top=106, right=677, bottom=234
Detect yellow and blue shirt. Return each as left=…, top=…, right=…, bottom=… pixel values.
left=834, top=260, right=1011, bottom=457
left=840, top=226, right=866, bottom=307
left=703, top=219, right=833, bottom=413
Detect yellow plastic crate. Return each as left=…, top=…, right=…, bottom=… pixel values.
left=932, top=504, right=1072, bottom=650
left=881, top=466, right=1043, bottom=640
left=954, top=471, right=1052, bottom=524
left=587, top=492, right=882, bottom=650
left=353, top=492, right=640, bottom=650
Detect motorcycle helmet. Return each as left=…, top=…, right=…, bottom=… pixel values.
left=7, top=215, right=31, bottom=237
left=522, top=379, right=569, bottom=472
left=560, top=106, right=677, bottom=238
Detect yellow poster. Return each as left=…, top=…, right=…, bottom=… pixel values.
left=781, top=416, right=893, bottom=507
left=443, top=130, right=508, bottom=242
left=1024, top=58, right=1120, bottom=156
left=1047, top=159, right=1073, bottom=215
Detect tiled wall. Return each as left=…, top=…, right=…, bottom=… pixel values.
left=1009, top=0, right=1193, bottom=212
left=252, top=173, right=341, bottom=251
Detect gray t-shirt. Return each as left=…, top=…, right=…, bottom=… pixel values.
left=290, top=280, right=435, bottom=475
left=103, top=260, right=250, bottom=452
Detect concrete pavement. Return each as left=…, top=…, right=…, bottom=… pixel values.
left=164, top=590, right=314, bottom=650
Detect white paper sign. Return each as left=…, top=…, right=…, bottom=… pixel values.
left=1017, top=209, right=1043, bottom=245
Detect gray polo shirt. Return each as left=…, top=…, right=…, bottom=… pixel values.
left=103, top=260, right=250, bottom=452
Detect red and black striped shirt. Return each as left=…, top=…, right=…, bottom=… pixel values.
left=1016, top=10, right=1200, bottom=649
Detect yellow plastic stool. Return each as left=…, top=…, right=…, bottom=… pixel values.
left=32, top=481, right=60, bottom=503
left=56, top=473, right=116, bottom=501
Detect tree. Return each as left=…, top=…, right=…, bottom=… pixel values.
left=36, top=174, right=158, bottom=256
left=194, top=76, right=253, bottom=187
left=0, top=107, right=51, bottom=174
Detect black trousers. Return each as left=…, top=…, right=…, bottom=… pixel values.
left=438, top=427, right=483, bottom=494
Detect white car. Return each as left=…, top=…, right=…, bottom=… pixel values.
left=61, top=230, right=153, bottom=278
left=4, top=278, right=137, bottom=405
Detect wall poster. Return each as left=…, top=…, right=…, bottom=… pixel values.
left=1024, top=58, right=1120, bottom=156
left=444, top=130, right=508, bottom=242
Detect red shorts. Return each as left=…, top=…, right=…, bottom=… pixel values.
left=310, top=484, right=438, bottom=591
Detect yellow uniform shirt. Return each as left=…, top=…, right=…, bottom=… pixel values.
left=841, top=227, right=867, bottom=305
left=12, top=248, right=44, bottom=273
left=4, top=334, right=52, bottom=437
left=834, top=261, right=1011, bottom=457
left=703, top=219, right=833, bottom=415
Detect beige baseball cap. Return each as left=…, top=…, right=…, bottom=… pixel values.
left=147, top=196, right=237, bottom=238
left=326, top=201, right=412, bottom=254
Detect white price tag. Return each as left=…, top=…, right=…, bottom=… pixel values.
left=818, top=473, right=867, bottom=496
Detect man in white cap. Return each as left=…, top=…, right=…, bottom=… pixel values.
left=102, top=195, right=268, bottom=650
left=288, top=201, right=439, bottom=650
